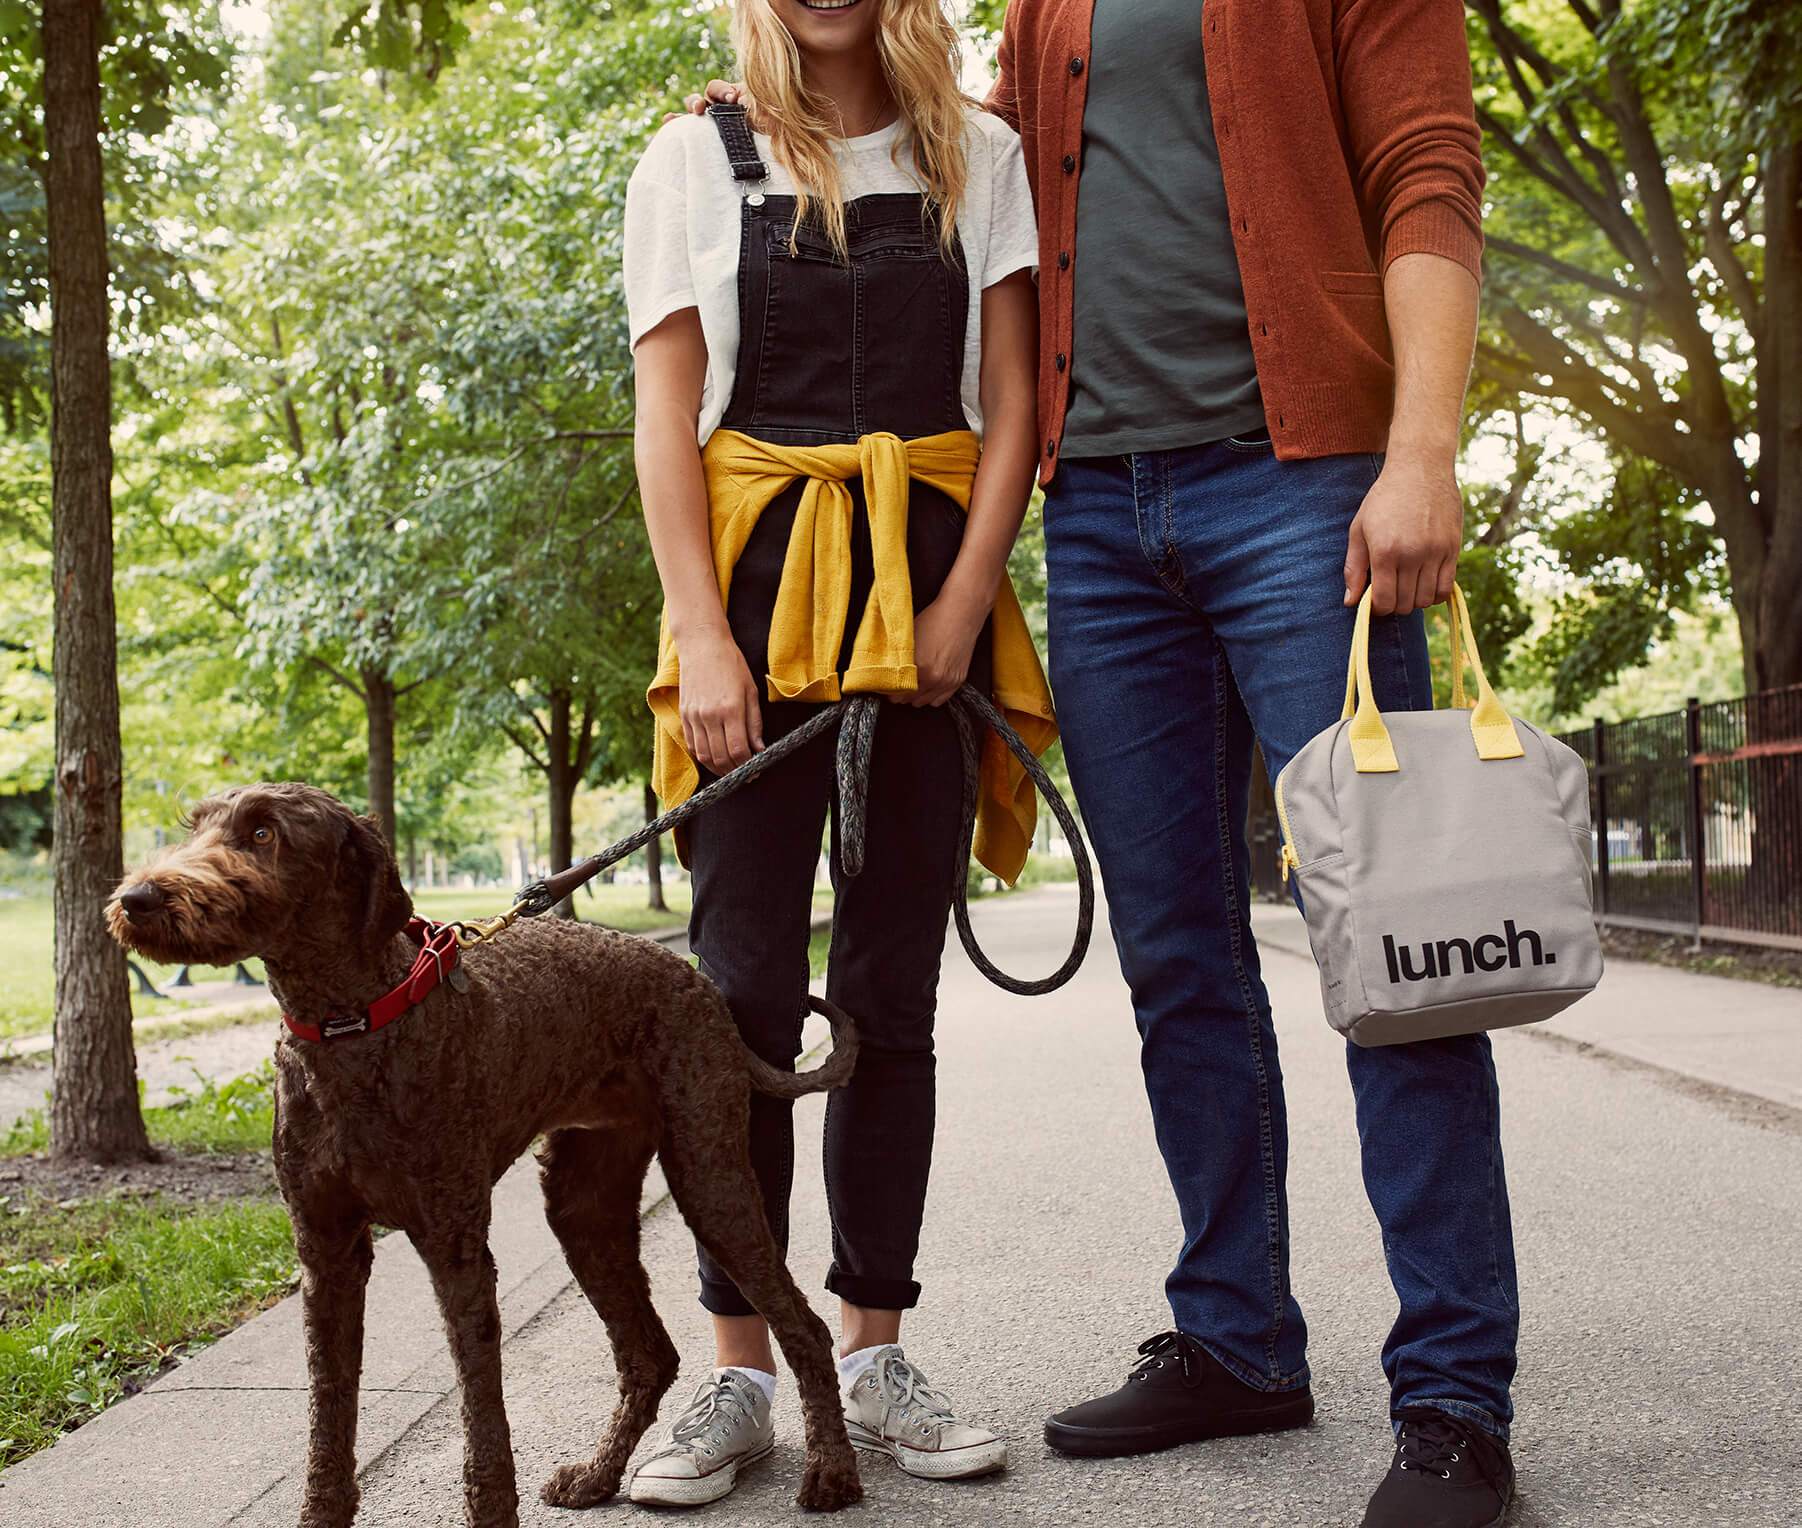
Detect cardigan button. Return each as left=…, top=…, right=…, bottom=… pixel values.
left=1046, top=438, right=1057, bottom=458
left=1055, top=353, right=1067, bottom=372
left=1058, top=249, right=1070, bottom=270
left=1069, top=55, right=1084, bottom=75
left=1062, top=153, right=1076, bottom=174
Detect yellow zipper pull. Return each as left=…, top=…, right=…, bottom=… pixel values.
left=1280, top=842, right=1299, bottom=886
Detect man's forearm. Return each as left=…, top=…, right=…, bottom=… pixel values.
left=1343, top=250, right=1478, bottom=615
left=1382, top=251, right=1479, bottom=465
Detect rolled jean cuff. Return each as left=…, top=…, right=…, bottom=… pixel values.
left=826, top=1264, right=921, bottom=1311
left=1396, top=1397, right=1510, bottom=1443
left=697, top=1274, right=763, bottom=1318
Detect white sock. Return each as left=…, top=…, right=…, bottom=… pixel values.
left=718, top=1365, right=777, bottom=1404
left=837, top=1344, right=889, bottom=1394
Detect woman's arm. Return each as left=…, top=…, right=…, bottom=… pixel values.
left=634, top=308, right=765, bottom=770
left=908, top=269, right=1040, bottom=707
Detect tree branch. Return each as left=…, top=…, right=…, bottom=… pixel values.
left=1474, top=1, right=1625, bottom=208
left=1479, top=309, right=1703, bottom=481
left=1474, top=104, right=1654, bottom=271
left=1485, top=235, right=1650, bottom=305
left=573, top=694, right=596, bottom=780
left=309, top=654, right=365, bottom=700
left=1703, top=179, right=1762, bottom=339
left=501, top=721, right=547, bottom=773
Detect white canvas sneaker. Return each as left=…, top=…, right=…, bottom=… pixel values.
left=627, top=1371, right=775, bottom=1507
left=842, top=1347, right=1008, bottom=1480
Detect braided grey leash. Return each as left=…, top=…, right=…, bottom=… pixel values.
left=479, top=684, right=1094, bottom=997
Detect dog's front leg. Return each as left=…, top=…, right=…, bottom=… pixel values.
left=418, top=1231, right=519, bottom=1528
left=296, top=1219, right=374, bottom=1528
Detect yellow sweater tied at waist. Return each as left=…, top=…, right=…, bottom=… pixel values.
left=648, top=427, right=1058, bottom=885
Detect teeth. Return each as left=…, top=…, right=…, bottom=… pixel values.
left=801, top=0, right=862, bottom=8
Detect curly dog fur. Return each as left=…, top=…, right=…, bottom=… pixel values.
left=108, top=781, right=862, bottom=1526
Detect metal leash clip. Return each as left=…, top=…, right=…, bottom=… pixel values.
left=453, top=905, right=526, bottom=950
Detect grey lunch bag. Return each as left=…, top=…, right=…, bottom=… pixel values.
left=1273, top=584, right=1603, bottom=1046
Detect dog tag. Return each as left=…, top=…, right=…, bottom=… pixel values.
left=447, top=966, right=471, bottom=994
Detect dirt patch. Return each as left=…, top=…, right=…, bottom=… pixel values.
left=1600, top=925, right=1802, bottom=988
left=0, top=1148, right=276, bottom=1206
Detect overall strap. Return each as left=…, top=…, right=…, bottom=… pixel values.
left=707, top=102, right=768, bottom=187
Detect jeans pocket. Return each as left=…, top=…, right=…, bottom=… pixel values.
left=1221, top=428, right=1274, bottom=454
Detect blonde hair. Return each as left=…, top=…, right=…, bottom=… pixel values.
left=732, top=0, right=969, bottom=259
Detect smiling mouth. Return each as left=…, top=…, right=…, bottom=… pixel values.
left=798, top=0, right=866, bottom=10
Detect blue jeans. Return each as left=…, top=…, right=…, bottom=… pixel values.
left=1044, top=442, right=1518, bottom=1441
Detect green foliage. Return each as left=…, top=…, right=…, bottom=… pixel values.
left=1613, top=0, right=1802, bottom=156
left=3, top=1063, right=276, bottom=1156
left=0, top=0, right=232, bottom=422
left=1466, top=0, right=1796, bottom=697
left=0, top=1190, right=294, bottom=1470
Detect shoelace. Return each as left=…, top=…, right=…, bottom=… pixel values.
left=872, top=1350, right=957, bottom=1432
left=1130, top=1330, right=1204, bottom=1387
left=653, top=1377, right=754, bottom=1459
left=1395, top=1414, right=1471, bottom=1481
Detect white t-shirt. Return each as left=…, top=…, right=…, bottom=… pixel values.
left=624, top=107, right=1039, bottom=445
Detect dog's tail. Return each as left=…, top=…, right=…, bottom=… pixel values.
left=742, top=996, right=859, bottom=1098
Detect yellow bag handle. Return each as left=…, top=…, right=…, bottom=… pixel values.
left=1340, top=582, right=1524, bottom=774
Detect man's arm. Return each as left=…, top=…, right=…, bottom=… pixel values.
left=1335, top=0, right=1485, bottom=615
left=1343, top=253, right=1478, bottom=615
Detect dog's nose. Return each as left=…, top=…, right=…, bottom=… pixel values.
left=120, top=882, right=167, bottom=918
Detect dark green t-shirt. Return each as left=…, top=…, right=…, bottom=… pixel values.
left=1062, top=0, right=1266, bottom=456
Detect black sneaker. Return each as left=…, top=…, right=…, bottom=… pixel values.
left=1361, top=1408, right=1514, bottom=1527
left=1043, top=1330, right=1314, bottom=1458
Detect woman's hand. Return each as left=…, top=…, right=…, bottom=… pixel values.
left=680, top=627, right=765, bottom=773
left=907, top=590, right=989, bottom=707
left=665, top=80, right=744, bottom=123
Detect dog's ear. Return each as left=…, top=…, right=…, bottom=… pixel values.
left=341, top=812, right=413, bottom=954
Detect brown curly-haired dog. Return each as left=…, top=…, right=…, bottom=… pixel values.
left=108, top=781, right=863, bottom=1527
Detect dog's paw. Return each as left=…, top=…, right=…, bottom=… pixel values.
left=795, top=1456, right=863, bottom=1512
left=298, top=1489, right=360, bottom=1528
left=539, top=1461, right=621, bottom=1510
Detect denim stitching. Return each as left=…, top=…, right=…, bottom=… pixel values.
left=1210, top=634, right=1290, bottom=1382
left=851, top=259, right=866, bottom=437
left=1135, top=452, right=1187, bottom=602
left=1129, top=454, right=1161, bottom=575
left=1486, top=1048, right=1517, bottom=1314
left=748, top=221, right=783, bottom=434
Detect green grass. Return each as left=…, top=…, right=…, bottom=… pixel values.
left=0, top=1192, right=296, bottom=1471
left=0, top=881, right=697, bottom=1044
left=409, top=881, right=693, bottom=934
left=2, top=1066, right=277, bottom=1159
left=0, top=896, right=265, bottom=1045
left=0, top=1062, right=292, bottom=1470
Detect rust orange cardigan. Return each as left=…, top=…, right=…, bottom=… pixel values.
left=987, top=0, right=1486, bottom=482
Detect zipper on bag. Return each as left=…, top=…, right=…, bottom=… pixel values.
left=1273, top=775, right=1301, bottom=886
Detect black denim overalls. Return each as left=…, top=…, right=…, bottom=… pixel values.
left=687, top=105, right=991, bottom=1316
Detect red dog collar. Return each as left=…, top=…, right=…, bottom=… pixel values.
left=282, top=918, right=462, bottom=1043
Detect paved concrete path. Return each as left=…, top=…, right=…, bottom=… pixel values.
left=0, top=1012, right=280, bottom=1130
left=3, top=888, right=1798, bottom=1525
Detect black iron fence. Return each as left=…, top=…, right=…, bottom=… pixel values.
left=1248, top=685, right=1802, bottom=952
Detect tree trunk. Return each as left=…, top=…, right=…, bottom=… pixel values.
left=362, top=665, right=397, bottom=845
left=546, top=688, right=576, bottom=918
left=643, top=780, right=667, bottom=912
left=1753, top=141, right=1802, bottom=693
left=43, top=0, right=152, bottom=1164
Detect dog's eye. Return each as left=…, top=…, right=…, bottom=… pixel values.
left=252, top=826, right=273, bottom=845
